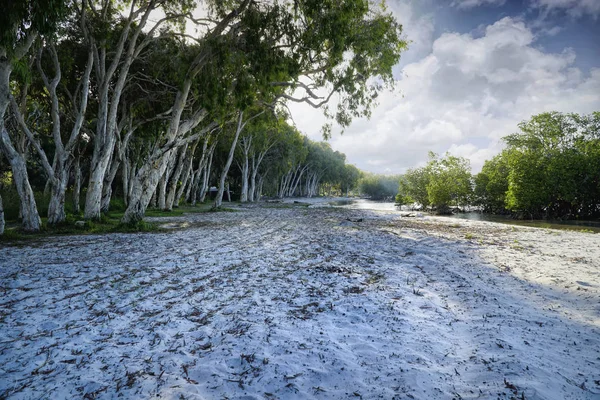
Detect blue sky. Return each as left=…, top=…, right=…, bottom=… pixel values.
left=290, top=0, right=600, bottom=173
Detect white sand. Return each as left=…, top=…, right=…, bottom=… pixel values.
left=1, top=203, right=598, bottom=399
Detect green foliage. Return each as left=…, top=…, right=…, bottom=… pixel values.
left=399, top=167, right=431, bottom=208
left=473, top=154, right=509, bottom=213
left=0, top=0, right=68, bottom=51
left=476, top=111, right=600, bottom=219
left=397, top=152, right=472, bottom=213
left=426, top=153, right=473, bottom=213
left=340, top=164, right=361, bottom=196
left=358, top=174, right=400, bottom=200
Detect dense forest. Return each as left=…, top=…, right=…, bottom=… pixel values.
left=398, top=112, right=600, bottom=219
left=0, top=0, right=407, bottom=234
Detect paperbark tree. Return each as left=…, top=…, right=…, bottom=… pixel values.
left=0, top=33, right=41, bottom=231
left=80, top=0, right=193, bottom=220
left=11, top=40, right=94, bottom=225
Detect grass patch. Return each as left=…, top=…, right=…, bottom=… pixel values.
left=0, top=199, right=236, bottom=243
left=0, top=213, right=164, bottom=244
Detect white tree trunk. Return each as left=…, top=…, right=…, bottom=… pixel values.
left=0, top=129, right=41, bottom=231
left=122, top=155, right=130, bottom=206
left=47, top=167, right=69, bottom=225
left=257, top=175, right=264, bottom=201
left=73, top=155, right=82, bottom=214
left=83, top=4, right=156, bottom=220
left=101, top=151, right=119, bottom=213
left=0, top=194, right=5, bottom=235
left=182, top=164, right=194, bottom=203
left=121, top=148, right=177, bottom=223
left=128, top=161, right=137, bottom=204
left=215, top=111, right=244, bottom=208
left=157, top=173, right=168, bottom=210
left=1, top=57, right=39, bottom=231
left=166, top=143, right=188, bottom=210
left=199, top=140, right=217, bottom=203
left=0, top=77, right=41, bottom=232
left=249, top=156, right=257, bottom=202
left=239, top=135, right=252, bottom=202
left=289, top=166, right=307, bottom=197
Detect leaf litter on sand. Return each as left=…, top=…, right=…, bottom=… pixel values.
left=0, top=202, right=599, bottom=399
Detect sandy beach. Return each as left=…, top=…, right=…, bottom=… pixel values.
left=1, top=201, right=599, bottom=399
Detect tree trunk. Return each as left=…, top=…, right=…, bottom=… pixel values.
left=0, top=194, right=4, bottom=235
left=84, top=128, right=116, bottom=219
left=215, top=111, right=244, bottom=208
left=0, top=127, right=41, bottom=232
left=121, top=148, right=177, bottom=223
left=190, top=135, right=210, bottom=205
left=150, top=188, right=157, bottom=209
left=100, top=151, right=119, bottom=213
left=249, top=156, right=257, bottom=202
left=199, top=140, right=217, bottom=203
left=190, top=168, right=200, bottom=205
left=73, top=154, right=82, bottom=214
left=257, top=175, right=264, bottom=201
left=1, top=56, right=39, bottom=231
left=157, top=172, right=168, bottom=210
left=178, top=160, right=194, bottom=206
left=165, top=143, right=188, bottom=210
left=122, top=155, right=129, bottom=206
left=83, top=5, right=156, bottom=220
left=239, top=135, right=251, bottom=202
left=289, top=166, right=306, bottom=197
left=240, top=157, right=249, bottom=202
left=47, top=165, right=70, bottom=225
left=128, top=161, right=137, bottom=204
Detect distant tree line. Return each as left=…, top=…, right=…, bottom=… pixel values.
left=358, top=173, right=400, bottom=200
left=397, top=112, right=600, bottom=219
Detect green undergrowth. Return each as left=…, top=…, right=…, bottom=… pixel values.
left=0, top=215, right=162, bottom=244
left=0, top=201, right=224, bottom=243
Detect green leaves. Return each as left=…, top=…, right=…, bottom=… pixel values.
left=399, top=152, right=472, bottom=213
left=1, top=0, right=68, bottom=52
left=475, top=111, right=600, bottom=219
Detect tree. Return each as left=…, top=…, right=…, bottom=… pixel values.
left=426, top=152, right=473, bottom=214
left=397, top=152, right=472, bottom=213
left=502, top=112, right=600, bottom=218
left=0, top=0, right=68, bottom=231
left=473, top=153, right=509, bottom=213
left=80, top=0, right=196, bottom=220
left=340, top=164, right=361, bottom=196
left=399, top=166, right=431, bottom=209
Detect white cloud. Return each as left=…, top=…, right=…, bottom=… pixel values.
left=386, top=1, right=435, bottom=67
left=533, top=0, right=600, bottom=18
left=451, top=0, right=506, bottom=9
left=297, top=16, right=600, bottom=174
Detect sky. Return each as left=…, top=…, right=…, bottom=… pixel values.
left=287, top=0, right=600, bottom=174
